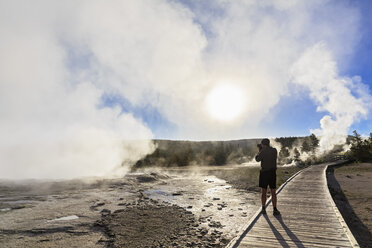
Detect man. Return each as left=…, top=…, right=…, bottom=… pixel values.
left=255, top=138, right=281, bottom=216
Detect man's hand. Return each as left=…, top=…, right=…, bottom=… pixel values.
left=257, top=143, right=263, bottom=151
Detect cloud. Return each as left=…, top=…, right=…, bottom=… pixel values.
left=0, top=0, right=371, bottom=179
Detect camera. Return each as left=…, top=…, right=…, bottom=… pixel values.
left=257, top=143, right=262, bottom=150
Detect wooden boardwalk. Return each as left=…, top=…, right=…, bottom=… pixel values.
left=227, top=163, right=359, bottom=248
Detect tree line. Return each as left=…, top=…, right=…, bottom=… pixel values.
left=347, top=130, right=372, bottom=162
left=133, top=131, right=372, bottom=169
left=275, top=134, right=319, bottom=164
left=133, top=141, right=255, bottom=168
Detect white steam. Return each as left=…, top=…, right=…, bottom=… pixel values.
left=0, top=1, right=155, bottom=179
left=291, top=43, right=372, bottom=152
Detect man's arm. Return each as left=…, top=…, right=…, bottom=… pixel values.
left=255, top=150, right=263, bottom=162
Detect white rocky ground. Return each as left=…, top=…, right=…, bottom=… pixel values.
left=0, top=168, right=258, bottom=248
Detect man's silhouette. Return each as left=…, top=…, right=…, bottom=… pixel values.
left=255, top=138, right=281, bottom=215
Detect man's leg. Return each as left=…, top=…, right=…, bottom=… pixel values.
left=270, top=188, right=277, bottom=208
left=261, top=187, right=267, bottom=206
left=270, top=188, right=281, bottom=215
left=261, top=187, right=267, bottom=214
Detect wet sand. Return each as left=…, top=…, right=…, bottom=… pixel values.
left=0, top=167, right=259, bottom=247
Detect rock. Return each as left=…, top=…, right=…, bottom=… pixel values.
left=100, top=209, right=111, bottom=216
left=221, top=238, right=229, bottom=244
left=98, top=237, right=110, bottom=243
left=137, top=174, right=157, bottom=183
left=217, top=203, right=227, bottom=208
left=213, top=197, right=220, bottom=201
left=187, top=206, right=193, bottom=209
left=198, top=217, right=205, bottom=222
left=208, top=221, right=223, bottom=228
left=12, top=205, right=26, bottom=210
left=113, top=209, right=125, bottom=214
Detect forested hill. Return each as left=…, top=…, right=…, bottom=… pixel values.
left=133, top=138, right=260, bottom=169
left=133, top=133, right=365, bottom=169
left=133, top=135, right=320, bottom=168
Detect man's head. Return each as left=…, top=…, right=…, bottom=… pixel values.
left=261, top=138, right=270, bottom=147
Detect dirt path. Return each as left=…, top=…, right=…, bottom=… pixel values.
left=327, top=162, right=372, bottom=248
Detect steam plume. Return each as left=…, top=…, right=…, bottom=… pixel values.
left=291, top=43, right=371, bottom=152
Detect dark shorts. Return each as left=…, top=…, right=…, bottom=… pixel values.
left=259, top=169, right=276, bottom=189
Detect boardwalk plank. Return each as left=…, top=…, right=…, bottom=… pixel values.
left=252, top=227, right=348, bottom=239
left=247, top=229, right=350, bottom=243
left=239, top=236, right=352, bottom=248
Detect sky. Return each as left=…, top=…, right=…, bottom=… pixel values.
left=103, top=0, right=372, bottom=140
left=1, top=0, right=372, bottom=179
left=105, top=0, right=372, bottom=140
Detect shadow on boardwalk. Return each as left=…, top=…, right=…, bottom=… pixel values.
left=263, top=214, right=305, bottom=248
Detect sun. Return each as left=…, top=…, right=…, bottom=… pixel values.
left=206, top=84, right=246, bottom=122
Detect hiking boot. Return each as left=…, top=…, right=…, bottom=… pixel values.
left=273, top=208, right=281, bottom=216
left=261, top=208, right=267, bottom=215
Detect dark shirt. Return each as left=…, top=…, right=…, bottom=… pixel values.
left=255, top=146, right=277, bottom=171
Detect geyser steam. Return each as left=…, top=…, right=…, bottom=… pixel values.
left=0, top=1, right=156, bottom=179
left=0, top=81, right=155, bottom=179
left=291, top=43, right=372, bottom=152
